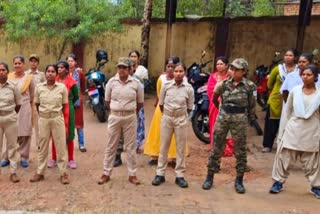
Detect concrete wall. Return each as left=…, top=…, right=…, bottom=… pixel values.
left=1, top=16, right=320, bottom=78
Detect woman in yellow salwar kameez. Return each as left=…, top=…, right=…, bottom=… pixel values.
left=144, top=57, right=189, bottom=165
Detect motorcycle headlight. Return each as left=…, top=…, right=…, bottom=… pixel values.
left=92, top=97, right=99, bottom=105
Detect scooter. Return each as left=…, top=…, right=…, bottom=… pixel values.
left=86, top=49, right=108, bottom=123
left=188, top=51, right=212, bottom=144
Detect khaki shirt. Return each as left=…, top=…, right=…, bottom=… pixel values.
left=0, top=80, right=21, bottom=111
left=35, top=82, right=68, bottom=113
left=26, top=69, right=46, bottom=86
left=105, top=75, right=144, bottom=111
left=159, top=81, right=194, bottom=112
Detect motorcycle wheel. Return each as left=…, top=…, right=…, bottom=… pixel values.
left=94, top=104, right=107, bottom=123
left=191, top=110, right=210, bottom=144
left=251, top=120, right=263, bottom=136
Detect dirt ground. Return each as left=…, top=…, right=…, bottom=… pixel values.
left=1, top=94, right=320, bottom=214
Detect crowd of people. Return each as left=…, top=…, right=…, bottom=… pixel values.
left=0, top=49, right=319, bottom=199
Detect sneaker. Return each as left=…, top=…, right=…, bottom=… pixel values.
left=310, top=187, right=320, bottom=199
left=269, top=181, right=283, bottom=194
left=20, top=160, right=29, bottom=168
left=79, top=146, right=87, bottom=152
left=47, top=159, right=57, bottom=168
left=1, top=160, right=10, bottom=167
left=262, top=147, right=272, bottom=153
left=68, top=160, right=77, bottom=169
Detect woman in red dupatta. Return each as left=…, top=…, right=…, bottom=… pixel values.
left=48, top=61, right=79, bottom=169
left=207, top=56, right=234, bottom=157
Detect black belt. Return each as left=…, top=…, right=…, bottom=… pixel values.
left=222, top=105, right=246, bottom=114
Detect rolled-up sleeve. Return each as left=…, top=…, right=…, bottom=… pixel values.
left=137, top=82, right=144, bottom=103
left=159, top=85, right=167, bottom=106
left=105, top=81, right=112, bottom=102
left=187, top=86, right=194, bottom=110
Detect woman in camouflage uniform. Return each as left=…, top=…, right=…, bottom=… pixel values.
left=202, top=58, right=256, bottom=194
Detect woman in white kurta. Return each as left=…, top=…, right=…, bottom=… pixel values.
left=270, top=64, right=320, bottom=199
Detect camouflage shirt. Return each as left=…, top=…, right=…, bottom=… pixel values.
left=214, top=77, right=257, bottom=122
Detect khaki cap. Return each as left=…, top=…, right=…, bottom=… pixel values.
left=116, top=57, right=131, bottom=67
left=29, top=54, right=40, bottom=62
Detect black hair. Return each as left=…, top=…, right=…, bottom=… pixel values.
left=301, top=64, right=319, bottom=82
left=45, top=64, right=58, bottom=74
left=56, top=60, right=69, bottom=71
left=13, top=55, right=25, bottom=63
left=0, top=62, right=9, bottom=71
left=66, top=53, right=77, bottom=62
left=166, top=56, right=180, bottom=65
left=128, top=50, right=140, bottom=58
left=286, top=48, right=299, bottom=57
left=215, top=56, right=228, bottom=65
left=175, top=62, right=186, bottom=71
left=299, top=53, right=313, bottom=63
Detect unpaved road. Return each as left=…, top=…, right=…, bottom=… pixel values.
left=1, top=94, right=320, bottom=214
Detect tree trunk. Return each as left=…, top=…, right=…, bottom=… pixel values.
left=140, top=0, right=152, bottom=68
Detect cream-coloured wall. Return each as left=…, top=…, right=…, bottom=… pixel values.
left=0, top=29, right=71, bottom=71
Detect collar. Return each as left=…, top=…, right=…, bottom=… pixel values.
left=114, top=73, right=134, bottom=82
left=26, top=69, right=39, bottom=74
left=43, top=81, right=58, bottom=87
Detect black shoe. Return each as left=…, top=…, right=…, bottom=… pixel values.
left=202, top=174, right=214, bottom=190
left=175, top=177, right=188, bottom=188
left=148, top=159, right=158, bottom=166
left=113, top=154, right=122, bottom=167
left=235, top=176, right=246, bottom=194
left=152, top=175, right=165, bottom=186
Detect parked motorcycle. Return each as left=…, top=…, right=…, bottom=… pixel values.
left=188, top=51, right=212, bottom=144
left=86, top=49, right=108, bottom=122
left=254, top=51, right=282, bottom=110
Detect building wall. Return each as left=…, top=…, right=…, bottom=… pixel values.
left=284, top=2, right=320, bottom=16
left=1, top=16, right=320, bottom=77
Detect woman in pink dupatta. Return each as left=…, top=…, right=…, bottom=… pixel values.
left=207, top=56, right=234, bottom=157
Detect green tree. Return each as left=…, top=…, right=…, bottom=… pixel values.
left=252, top=0, right=276, bottom=17
left=0, top=0, right=125, bottom=59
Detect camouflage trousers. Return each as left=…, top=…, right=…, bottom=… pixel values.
left=207, top=112, right=248, bottom=177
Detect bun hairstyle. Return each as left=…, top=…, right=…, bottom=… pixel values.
left=300, top=53, right=314, bottom=64
left=128, top=50, right=141, bottom=58
left=66, top=53, right=77, bottom=62
left=301, top=64, right=319, bottom=82
left=167, top=56, right=180, bottom=65
left=215, top=56, right=228, bottom=65
left=13, top=55, right=25, bottom=63
left=175, top=62, right=186, bottom=71
left=45, top=64, right=58, bottom=74
left=56, top=60, right=69, bottom=71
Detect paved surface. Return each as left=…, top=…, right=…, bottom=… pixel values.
left=0, top=94, right=320, bottom=214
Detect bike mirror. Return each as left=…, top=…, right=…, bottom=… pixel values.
left=312, top=49, right=319, bottom=56
left=201, top=50, right=206, bottom=58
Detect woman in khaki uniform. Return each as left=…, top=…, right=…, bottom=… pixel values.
left=152, top=62, right=194, bottom=188
left=0, top=62, right=21, bottom=183
left=30, top=64, right=70, bottom=184
left=1, top=55, right=34, bottom=168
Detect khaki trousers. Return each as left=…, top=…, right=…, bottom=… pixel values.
left=157, top=114, right=187, bottom=178
left=272, top=148, right=320, bottom=187
left=2, top=135, right=31, bottom=161
left=103, top=113, right=137, bottom=176
left=33, top=107, right=40, bottom=148
left=0, top=113, right=19, bottom=174
left=37, top=115, right=67, bottom=176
